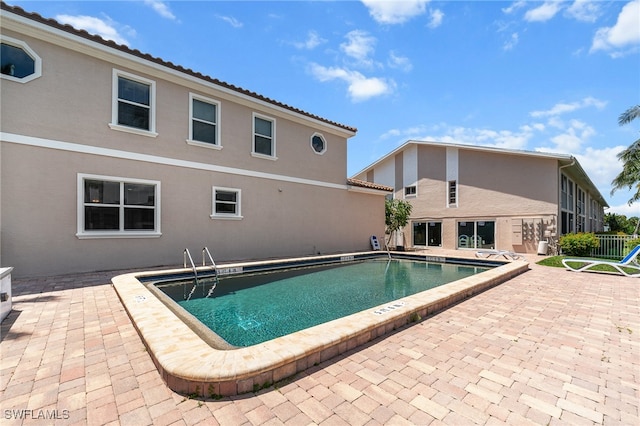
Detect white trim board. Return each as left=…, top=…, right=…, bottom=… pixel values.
left=1, top=132, right=348, bottom=190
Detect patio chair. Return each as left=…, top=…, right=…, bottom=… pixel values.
left=561, top=244, right=640, bottom=278
left=475, top=249, right=526, bottom=261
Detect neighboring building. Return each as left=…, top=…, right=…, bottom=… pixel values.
left=0, top=3, right=390, bottom=278
left=352, top=141, right=608, bottom=254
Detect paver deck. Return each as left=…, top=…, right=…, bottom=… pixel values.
left=1, top=252, right=638, bottom=425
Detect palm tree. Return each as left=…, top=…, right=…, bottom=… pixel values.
left=611, top=105, right=640, bottom=206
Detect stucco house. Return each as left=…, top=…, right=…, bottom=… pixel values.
left=0, top=3, right=391, bottom=278
left=351, top=141, right=608, bottom=254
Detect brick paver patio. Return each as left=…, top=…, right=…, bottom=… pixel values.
left=1, top=257, right=638, bottom=425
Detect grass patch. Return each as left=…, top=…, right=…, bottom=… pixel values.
left=536, top=256, right=565, bottom=268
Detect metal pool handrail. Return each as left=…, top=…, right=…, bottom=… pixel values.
left=183, top=248, right=200, bottom=301
left=203, top=247, right=219, bottom=298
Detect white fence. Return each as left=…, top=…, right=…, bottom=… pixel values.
left=591, top=234, right=637, bottom=260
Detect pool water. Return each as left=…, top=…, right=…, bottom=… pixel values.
left=158, top=259, right=487, bottom=347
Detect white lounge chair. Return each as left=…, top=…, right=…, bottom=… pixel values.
left=562, top=244, right=640, bottom=278
left=475, top=249, right=525, bottom=261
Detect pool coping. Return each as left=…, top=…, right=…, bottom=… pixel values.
left=111, top=252, right=529, bottom=397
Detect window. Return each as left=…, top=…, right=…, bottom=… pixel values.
left=560, top=174, right=574, bottom=234
left=447, top=180, right=457, bottom=207
left=457, top=221, right=495, bottom=249
left=590, top=199, right=599, bottom=231
left=252, top=114, right=276, bottom=159
left=413, top=222, right=427, bottom=246
left=405, top=185, right=417, bottom=197
left=412, top=221, right=441, bottom=247
left=77, top=174, right=160, bottom=238
left=212, top=187, right=242, bottom=219
left=110, top=70, right=157, bottom=136
left=427, top=222, right=442, bottom=247
left=188, top=94, right=220, bottom=148
left=310, top=133, right=326, bottom=154
left=0, top=36, right=41, bottom=83
left=577, top=188, right=586, bottom=232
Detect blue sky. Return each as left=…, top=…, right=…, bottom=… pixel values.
left=10, top=0, right=640, bottom=215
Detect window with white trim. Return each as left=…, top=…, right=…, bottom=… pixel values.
left=0, top=36, right=42, bottom=83
left=78, top=174, right=160, bottom=238
left=212, top=187, right=242, bottom=219
left=310, top=133, right=326, bottom=154
left=252, top=114, right=276, bottom=159
left=188, top=93, right=220, bottom=148
left=110, top=69, right=157, bottom=136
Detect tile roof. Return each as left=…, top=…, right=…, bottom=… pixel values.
left=0, top=2, right=357, bottom=134
left=347, top=178, right=393, bottom=192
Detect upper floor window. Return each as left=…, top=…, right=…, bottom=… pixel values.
left=77, top=174, right=161, bottom=238
left=252, top=114, right=277, bottom=159
left=310, top=133, right=327, bottom=154
left=561, top=174, right=574, bottom=211
left=188, top=93, right=220, bottom=149
left=0, top=36, right=41, bottom=83
left=447, top=180, right=457, bottom=207
left=110, top=69, right=157, bottom=137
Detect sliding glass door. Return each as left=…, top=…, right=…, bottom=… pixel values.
left=413, top=222, right=442, bottom=247
left=457, top=220, right=495, bottom=249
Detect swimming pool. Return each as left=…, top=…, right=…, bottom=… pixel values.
left=113, top=251, right=528, bottom=396
left=156, top=259, right=488, bottom=347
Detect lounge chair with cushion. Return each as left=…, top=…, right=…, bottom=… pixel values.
left=561, top=244, right=640, bottom=278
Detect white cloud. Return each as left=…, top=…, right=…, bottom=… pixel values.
left=574, top=145, right=627, bottom=193
left=308, top=63, right=395, bottom=102
left=591, top=0, right=640, bottom=57
left=503, top=32, right=519, bottom=51
left=387, top=123, right=534, bottom=150
left=565, top=0, right=601, bottom=23
left=606, top=201, right=640, bottom=216
left=520, top=123, right=546, bottom=133
left=55, top=14, right=130, bottom=45
left=361, top=0, right=429, bottom=24
left=547, top=116, right=565, bottom=129
left=387, top=51, right=413, bottom=72
left=293, top=31, right=326, bottom=50
left=340, top=30, right=377, bottom=66
left=524, top=1, right=563, bottom=22
left=143, top=0, right=176, bottom=20
left=427, top=9, right=444, bottom=29
left=530, top=97, right=607, bottom=118
left=549, top=129, right=584, bottom=153
left=538, top=118, right=596, bottom=154
left=217, top=15, right=243, bottom=28
left=380, top=128, right=403, bottom=139
left=502, top=1, right=527, bottom=15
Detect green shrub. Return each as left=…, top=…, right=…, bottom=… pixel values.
left=558, top=233, right=600, bottom=256
left=624, top=237, right=640, bottom=254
